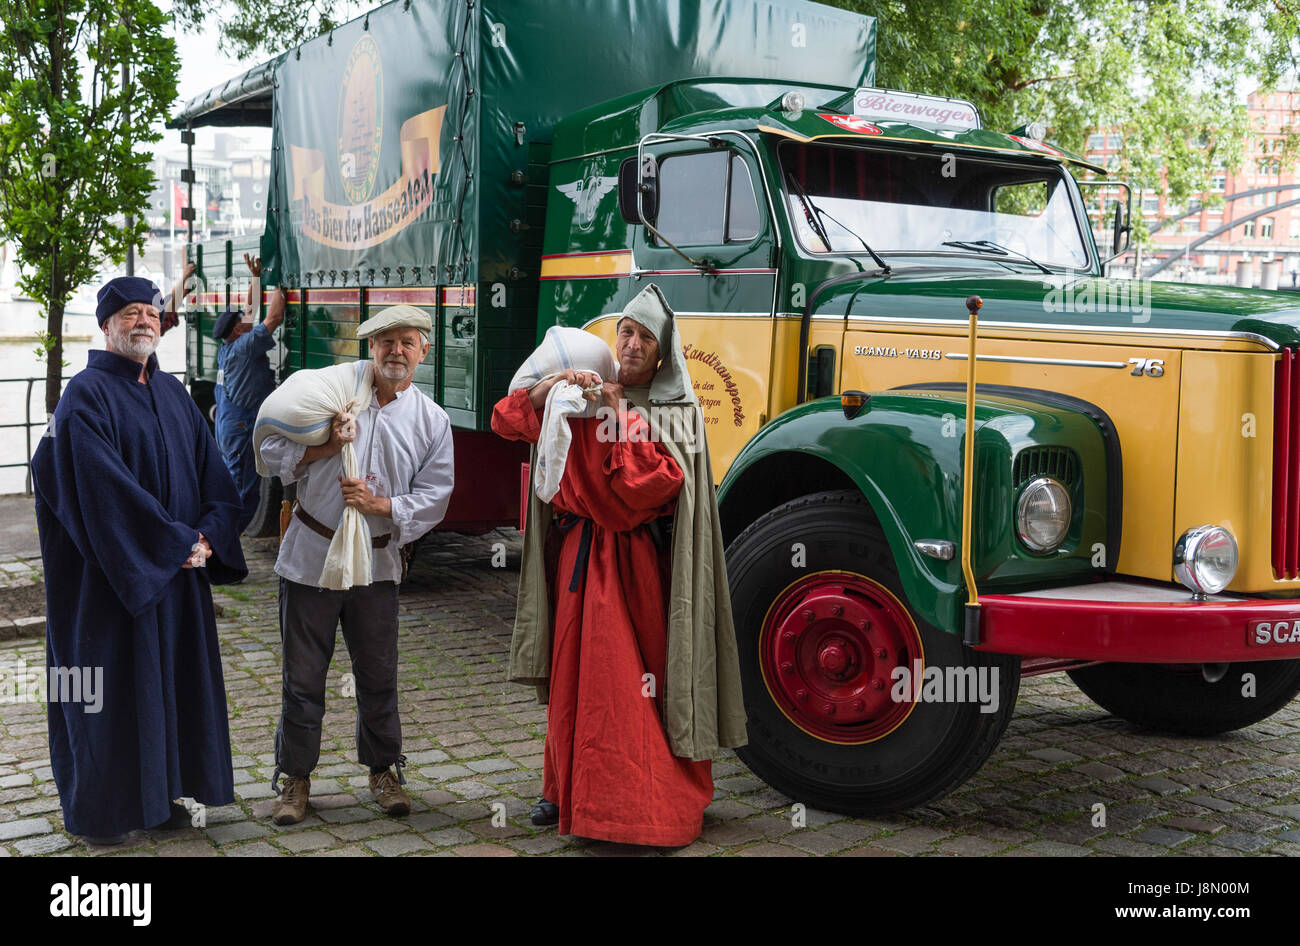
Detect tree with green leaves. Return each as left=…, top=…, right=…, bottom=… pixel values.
left=178, top=0, right=1300, bottom=244
left=838, top=0, right=1300, bottom=249
left=169, top=0, right=366, bottom=61
left=0, top=0, right=180, bottom=414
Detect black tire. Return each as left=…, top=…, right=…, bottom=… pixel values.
left=191, top=379, right=216, bottom=433
left=244, top=475, right=283, bottom=538
left=1067, top=660, right=1300, bottom=736
left=727, top=490, right=1020, bottom=816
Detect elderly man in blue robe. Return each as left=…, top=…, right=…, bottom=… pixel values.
left=31, top=275, right=248, bottom=846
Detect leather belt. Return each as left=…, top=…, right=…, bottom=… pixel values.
left=553, top=512, right=593, bottom=593
left=294, top=504, right=391, bottom=548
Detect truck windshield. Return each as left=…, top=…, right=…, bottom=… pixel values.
left=778, top=141, right=1091, bottom=270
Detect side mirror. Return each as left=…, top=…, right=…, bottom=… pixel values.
left=618, top=154, right=658, bottom=225
left=1078, top=179, right=1132, bottom=265
left=1112, top=200, right=1131, bottom=255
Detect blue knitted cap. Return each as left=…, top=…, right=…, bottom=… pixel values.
left=95, top=276, right=164, bottom=326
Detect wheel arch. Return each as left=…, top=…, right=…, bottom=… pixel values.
left=719, top=441, right=963, bottom=636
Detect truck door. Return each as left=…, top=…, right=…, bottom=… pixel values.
left=630, top=141, right=778, bottom=479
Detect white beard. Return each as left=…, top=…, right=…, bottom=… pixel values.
left=378, top=360, right=411, bottom=381
left=107, top=322, right=158, bottom=360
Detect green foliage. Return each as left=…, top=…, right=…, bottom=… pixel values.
left=0, top=0, right=179, bottom=410
left=181, top=0, right=1300, bottom=234
left=170, top=0, right=367, bottom=61
left=836, top=0, right=1298, bottom=232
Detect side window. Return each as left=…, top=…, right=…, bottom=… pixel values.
left=655, top=151, right=761, bottom=246
left=728, top=157, right=760, bottom=241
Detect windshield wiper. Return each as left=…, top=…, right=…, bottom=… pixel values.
left=941, top=239, right=1051, bottom=275
left=786, top=171, right=890, bottom=273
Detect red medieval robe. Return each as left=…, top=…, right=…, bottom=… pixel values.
left=491, top=388, right=713, bottom=846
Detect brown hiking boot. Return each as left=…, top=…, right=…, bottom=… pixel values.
left=271, top=775, right=310, bottom=825
left=369, top=768, right=411, bottom=816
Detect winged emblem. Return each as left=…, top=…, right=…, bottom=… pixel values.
left=557, top=175, right=619, bottom=231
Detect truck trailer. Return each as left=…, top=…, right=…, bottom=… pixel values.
left=172, top=0, right=1300, bottom=814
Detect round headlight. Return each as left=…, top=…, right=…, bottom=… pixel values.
left=1016, top=477, right=1071, bottom=552
left=1173, top=526, right=1238, bottom=596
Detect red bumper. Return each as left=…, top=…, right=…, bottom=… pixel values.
left=975, top=588, right=1300, bottom=663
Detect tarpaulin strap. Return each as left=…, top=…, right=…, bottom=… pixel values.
left=445, top=0, right=477, bottom=290
left=271, top=765, right=283, bottom=795
left=554, top=511, right=594, bottom=592
left=395, top=754, right=408, bottom=786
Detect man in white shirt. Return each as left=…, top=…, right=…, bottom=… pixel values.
left=258, top=305, right=454, bottom=825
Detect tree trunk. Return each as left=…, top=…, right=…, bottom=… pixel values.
left=44, top=20, right=64, bottom=417
left=45, top=297, right=64, bottom=416
left=45, top=243, right=62, bottom=416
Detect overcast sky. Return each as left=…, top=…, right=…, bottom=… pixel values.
left=159, top=19, right=274, bottom=154
left=159, top=3, right=367, bottom=153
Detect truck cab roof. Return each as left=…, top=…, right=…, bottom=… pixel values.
left=551, top=77, right=1105, bottom=177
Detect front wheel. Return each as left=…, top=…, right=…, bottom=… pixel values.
left=726, top=490, right=1019, bottom=816
left=1067, top=660, right=1300, bottom=736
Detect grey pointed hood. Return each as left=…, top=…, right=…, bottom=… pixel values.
left=620, top=283, right=694, bottom=405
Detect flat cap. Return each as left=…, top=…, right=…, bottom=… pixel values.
left=95, top=276, right=164, bottom=326
left=356, top=304, right=432, bottom=340
left=212, top=307, right=242, bottom=341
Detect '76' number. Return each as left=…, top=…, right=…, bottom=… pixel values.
left=1128, top=358, right=1164, bottom=377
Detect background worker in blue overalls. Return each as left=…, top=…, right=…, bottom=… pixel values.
left=212, top=253, right=286, bottom=532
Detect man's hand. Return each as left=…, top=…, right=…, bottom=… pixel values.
left=160, top=261, right=198, bottom=337
left=339, top=476, right=392, bottom=517
left=300, top=411, right=355, bottom=466
left=527, top=369, right=603, bottom=409
left=265, top=286, right=287, bottom=333
left=183, top=533, right=212, bottom=569
left=244, top=253, right=263, bottom=277
left=332, top=411, right=356, bottom=447
left=599, top=380, right=625, bottom=412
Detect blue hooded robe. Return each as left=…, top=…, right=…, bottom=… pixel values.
left=31, top=349, right=248, bottom=837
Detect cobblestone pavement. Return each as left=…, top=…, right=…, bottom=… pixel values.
left=1, top=523, right=1299, bottom=857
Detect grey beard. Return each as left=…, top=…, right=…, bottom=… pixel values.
left=378, top=361, right=411, bottom=381
left=107, top=324, right=158, bottom=360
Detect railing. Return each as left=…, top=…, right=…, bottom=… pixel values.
left=1, top=372, right=186, bottom=495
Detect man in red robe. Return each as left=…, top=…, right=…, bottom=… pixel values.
left=492, top=284, right=746, bottom=847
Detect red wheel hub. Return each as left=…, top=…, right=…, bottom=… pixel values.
left=759, top=571, right=923, bottom=744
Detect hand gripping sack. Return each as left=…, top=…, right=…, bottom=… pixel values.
left=253, top=360, right=375, bottom=589
left=508, top=326, right=616, bottom=502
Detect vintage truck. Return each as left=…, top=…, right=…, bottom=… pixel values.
left=173, top=0, right=1300, bottom=815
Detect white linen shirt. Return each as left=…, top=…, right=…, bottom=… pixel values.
left=259, top=383, right=454, bottom=586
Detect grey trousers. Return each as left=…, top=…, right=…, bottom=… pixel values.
left=275, top=578, right=401, bottom=777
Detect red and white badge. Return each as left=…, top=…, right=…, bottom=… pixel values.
left=1007, top=135, right=1063, bottom=157
left=817, top=113, right=884, bottom=136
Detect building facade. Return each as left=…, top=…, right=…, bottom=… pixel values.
left=1089, top=90, right=1300, bottom=286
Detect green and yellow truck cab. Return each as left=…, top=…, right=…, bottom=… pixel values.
left=175, top=0, right=1300, bottom=815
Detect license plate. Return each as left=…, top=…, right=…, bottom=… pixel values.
left=1248, top=620, right=1300, bottom=646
